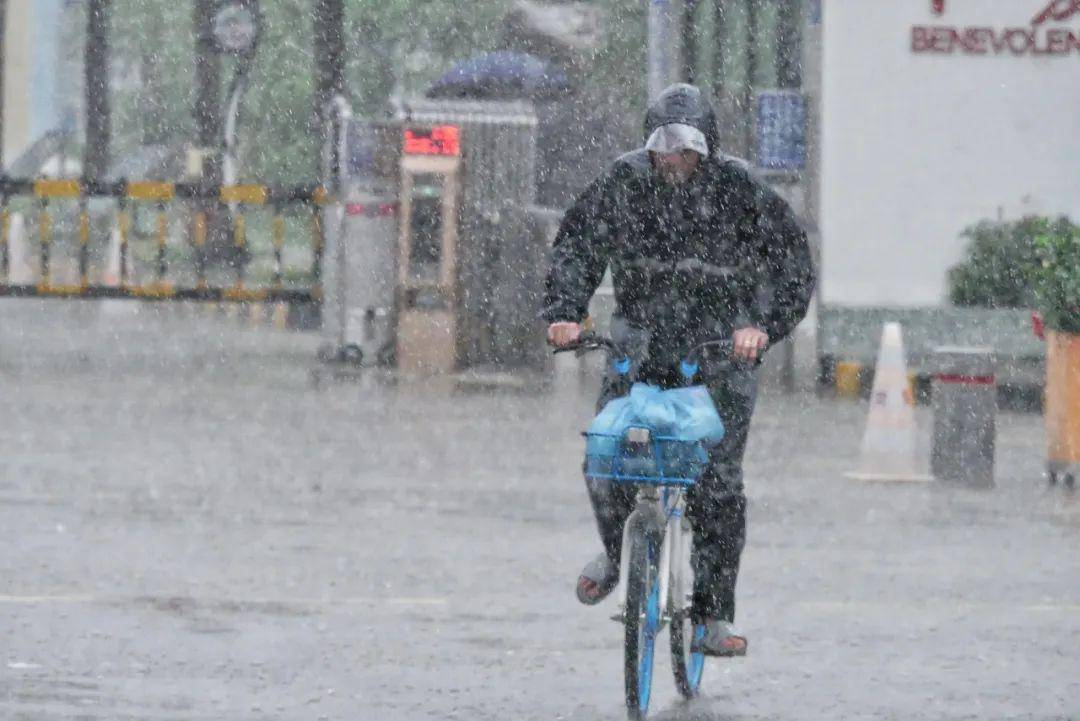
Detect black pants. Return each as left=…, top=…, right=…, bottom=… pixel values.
left=586, top=364, right=757, bottom=624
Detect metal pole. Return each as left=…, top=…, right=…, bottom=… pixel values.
left=802, top=0, right=823, bottom=389
left=313, top=0, right=346, bottom=168
left=0, top=0, right=7, bottom=170
left=777, top=0, right=803, bottom=392
left=193, top=0, right=228, bottom=268
left=742, top=0, right=757, bottom=159
left=776, top=0, right=803, bottom=89
left=682, top=0, right=699, bottom=85
left=222, top=56, right=254, bottom=187
left=84, top=0, right=111, bottom=181
left=325, top=97, right=351, bottom=356
left=648, top=0, right=676, bottom=99
left=194, top=0, right=222, bottom=182
left=711, top=0, right=733, bottom=151
left=308, top=0, right=345, bottom=332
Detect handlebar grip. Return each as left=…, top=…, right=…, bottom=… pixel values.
left=549, top=332, right=618, bottom=355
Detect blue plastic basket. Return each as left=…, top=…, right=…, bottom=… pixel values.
left=584, top=432, right=709, bottom=486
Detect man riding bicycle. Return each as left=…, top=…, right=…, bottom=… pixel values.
left=543, top=83, right=815, bottom=657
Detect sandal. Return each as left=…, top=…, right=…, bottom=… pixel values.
left=575, top=553, right=619, bottom=605
left=691, top=619, right=748, bottom=657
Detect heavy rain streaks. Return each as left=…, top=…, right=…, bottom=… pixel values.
left=2, top=1, right=1080, bottom=720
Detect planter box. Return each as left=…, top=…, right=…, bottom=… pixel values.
left=1046, top=330, right=1080, bottom=480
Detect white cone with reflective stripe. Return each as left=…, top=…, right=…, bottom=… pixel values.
left=846, top=322, right=932, bottom=482
left=102, top=226, right=128, bottom=286
left=8, top=213, right=34, bottom=284
left=100, top=224, right=137, bottom=316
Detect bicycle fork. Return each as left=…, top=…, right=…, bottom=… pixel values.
left=616, top=487, right=691, bottom=623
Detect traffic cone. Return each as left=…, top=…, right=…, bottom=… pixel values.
left=846, top=322, right=932, bottom=482
left=7, top=213, right=34, bottom=284
left=100, top=225, right=137, bottom=316
left=271, top=302, right=289, bottom=330
left=101, top=225, right=132, bottom=286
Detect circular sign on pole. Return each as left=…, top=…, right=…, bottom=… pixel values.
left=212, top=1, right=262, bottom=56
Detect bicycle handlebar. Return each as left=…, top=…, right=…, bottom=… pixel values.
left=550, top=333, right=739, bottom=361
left=550, top=333, right=622, bottom=356
left=684, top=338, right=736, bottom=365
left=551, top=334, right=760, bottom=386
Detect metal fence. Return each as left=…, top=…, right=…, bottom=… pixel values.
left=0, top=178, right=327, bottom=304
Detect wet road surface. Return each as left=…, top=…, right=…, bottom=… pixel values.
left=1, top=300, right=1078, bottom=720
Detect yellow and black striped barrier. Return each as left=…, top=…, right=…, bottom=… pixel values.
left=0, top=177, right=328, bottom=305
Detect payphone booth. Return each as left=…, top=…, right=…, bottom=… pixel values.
left=396, top=125, right=462, bottom=374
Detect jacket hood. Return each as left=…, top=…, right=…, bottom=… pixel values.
left=642, top=83, right=719, bottom=156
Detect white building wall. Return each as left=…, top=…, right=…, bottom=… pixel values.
left=821, top=0, right=1080, bottom=307
left=4, top=0, right=34, bottom=163
left=4, top=0, right=64, bottom=165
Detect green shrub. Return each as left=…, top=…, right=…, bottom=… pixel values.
left=947, top=217, right=1050, bottom=308
left=1031, top=218, right=1080, bottom=334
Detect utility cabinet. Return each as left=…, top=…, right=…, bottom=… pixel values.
left=394, top=101, right=540, bottom=373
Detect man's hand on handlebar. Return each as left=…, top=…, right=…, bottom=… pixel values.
left=548, top=322, right=766, bottom=363
left=547, top=321, right=582, bottom=348
left=732, top=327, right=769, bottom=362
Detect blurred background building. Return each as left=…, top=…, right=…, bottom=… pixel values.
left=3, top=1, right=1077, bottom=390
left=2, top=0, right=76, bottom=174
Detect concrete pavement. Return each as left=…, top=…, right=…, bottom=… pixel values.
left=1, top=300, right=1078, bottom=720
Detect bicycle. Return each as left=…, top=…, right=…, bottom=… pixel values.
left=555, top=333, right=736, bottom=720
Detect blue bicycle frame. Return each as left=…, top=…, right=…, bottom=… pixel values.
left=556, top=333, right=733, bottom=716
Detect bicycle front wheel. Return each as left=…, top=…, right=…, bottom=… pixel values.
left=623, top=524, right=661, bottom=719
left=670, top=612, right=705, bottom=698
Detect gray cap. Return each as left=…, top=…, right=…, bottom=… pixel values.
left=645, top=122, right=709, bottom=156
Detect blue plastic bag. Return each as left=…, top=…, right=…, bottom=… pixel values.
left=586, top=383, right=725, bottom=446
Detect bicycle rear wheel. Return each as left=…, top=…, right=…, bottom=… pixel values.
left=624, top=525, right=661, bottom=719
left=670, top=613, right=705, bottom=698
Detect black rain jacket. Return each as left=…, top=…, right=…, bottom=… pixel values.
left=542, top=84, right=816, bottom=368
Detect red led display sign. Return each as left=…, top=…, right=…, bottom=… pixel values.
left=403, top=125, right=461, bottom=156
